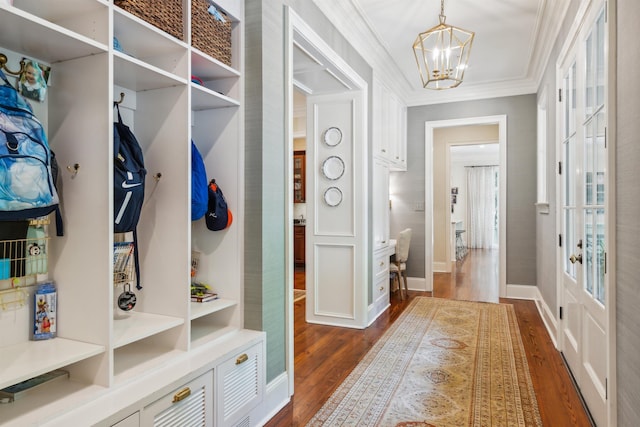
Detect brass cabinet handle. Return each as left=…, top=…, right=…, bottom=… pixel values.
left=236, top=353, right=249, bottom=365
left=173, top=387, right=191, bottom=403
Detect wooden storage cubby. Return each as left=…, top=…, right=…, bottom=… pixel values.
left=0, top=1, right=259, bottom=425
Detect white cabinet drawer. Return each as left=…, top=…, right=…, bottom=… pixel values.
left=141, top=371, right=213, bottom=427
left=375, top=275, right=388, bottom=299
left=111, top=412, right=139, bottom=427
left=216, top=342, right=264, bottom=427
left=374, top=254, right=390, bottom=279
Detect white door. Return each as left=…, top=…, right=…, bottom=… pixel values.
left=305, top=91, right=366, bottom=328
left=558, top=3, right=608, bottom=425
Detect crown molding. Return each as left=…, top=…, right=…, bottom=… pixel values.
left=527, top=0, right=572, bottom=87
left=405, top=78, right=539, bottom=107
left=312, top=0, right=413, bottom=102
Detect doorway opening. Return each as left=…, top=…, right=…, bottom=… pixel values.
left=447, top=142, right=500, bottom=301
left=292, top=89, right=307, bottom=301
left=284, top=6, right=368, bottom=396
left=424, top=116, right=507, bottom=298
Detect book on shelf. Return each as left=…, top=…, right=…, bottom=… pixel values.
left=191, top=292, right=218, bottom=303
left=0, top=370, right=69, bottom=402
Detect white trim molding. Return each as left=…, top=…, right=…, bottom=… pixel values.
left=534, top=287, right=559, bottom=348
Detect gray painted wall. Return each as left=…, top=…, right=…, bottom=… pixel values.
left=391, top=95, right=537, bottom=286
left=244, top=0, right=372, bottom=383
left=616, top=0, right=640, bottom=423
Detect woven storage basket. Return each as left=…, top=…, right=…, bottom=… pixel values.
left=191, top=0, right=232, bottom=66
left=114, top=0, right=184, bottom=41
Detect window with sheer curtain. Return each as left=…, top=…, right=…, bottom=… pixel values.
left=466, top=166, right=499, bottom=249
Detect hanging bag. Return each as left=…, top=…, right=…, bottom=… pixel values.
left=191, top=141, right=208, bottom=221
left=0, top=69, right=63, bottom=235
left=113, top=103, right=146, bottom=288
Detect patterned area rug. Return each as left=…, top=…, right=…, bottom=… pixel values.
left=307, top=297, right=542, bottom=426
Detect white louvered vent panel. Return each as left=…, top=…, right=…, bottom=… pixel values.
left=153, top=385, right=206, bottom=427
left=234, top=415, right=251, bottom=427
left=223, top=356, right=259, bottom=419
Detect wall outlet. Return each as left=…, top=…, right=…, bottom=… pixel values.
left=414, top=201, right=425, bottom=211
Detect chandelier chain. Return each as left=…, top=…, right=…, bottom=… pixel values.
left=440, top=0, right=444, bottom=16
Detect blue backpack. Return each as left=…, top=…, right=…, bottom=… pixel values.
left=114, top=103, right=146, bottom=288
left=0, top=70, right=63, bottom=235
left=191, top=141, right=208, bottom=221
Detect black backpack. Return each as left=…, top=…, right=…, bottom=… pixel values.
left=113, top=103, right=146, bottom=289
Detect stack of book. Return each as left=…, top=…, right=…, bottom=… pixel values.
left=191, top=292, right=218, bottom=303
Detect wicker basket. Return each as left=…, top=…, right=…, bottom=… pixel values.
left=114, top=0, right=184, bottom=41
left=191, top=0, right=232, bottom=67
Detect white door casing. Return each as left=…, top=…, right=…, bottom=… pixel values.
left=424, top=115, right=507, bottom=296
left=556, top=1, right=612, bottom=425
left=284, top=6, right=369, bottom=395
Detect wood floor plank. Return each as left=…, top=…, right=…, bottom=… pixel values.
left=266, top=249, right=591, bottom=426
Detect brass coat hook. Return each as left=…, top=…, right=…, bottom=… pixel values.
left=0, top=53, right=26, bottom=76
left=66, top=163, right=80, bottom=177
left=114, top=92, right=125, bottom=105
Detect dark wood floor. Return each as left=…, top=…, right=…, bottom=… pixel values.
left=267, top=250, right=591, bottom=426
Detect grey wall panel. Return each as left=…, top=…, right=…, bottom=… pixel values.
left=394, top=95, right=537, bottom=286
left=616, top=0, right=640, bottom=423
left=244, top=0, right=288, bottom=383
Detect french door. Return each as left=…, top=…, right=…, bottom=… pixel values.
left=558, top=2, right=609, bottom=425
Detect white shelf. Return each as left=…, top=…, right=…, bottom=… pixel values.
left=191, top=84, right=240, bottom=110
left=190, top=298, right=237, bottom=320
left=0, top=4, right=107, bottom=63
left=191, top=48, right=241, bottom=80
left=0, top=338, right=105, bottom=390
left=113, top=311, right=184, bottom=349
left=0, top=377, right=106, bottom=426
left=190, top=324, right=238, bottom=348
left=113, top=5, right=187, bottom=47
left=16, top=0, right=108, bottom=20
left=113, top=8, right=188, bottom=77
left=113, top=344, right=185, bottom=384
left=113, top=52, right=188, bottom=92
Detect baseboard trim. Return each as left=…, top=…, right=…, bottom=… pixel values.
left=534, top=287, right=558, bottom=349
left=407, top=277, right=427, bottom=292
left=253, top=372, right=290, bottom=427
left=433, top=262, right=449, bottom=273
left=505, top=284, right=538, bottom=300
left=505, top=284, right=558, bottom=350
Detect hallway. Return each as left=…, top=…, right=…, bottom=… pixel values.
left=267, top=249, right=592, bottom=426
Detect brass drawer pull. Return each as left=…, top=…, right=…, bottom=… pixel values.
left=236, top=353, right=249, bottom=365
left=173, top=387, right=191, bottom=403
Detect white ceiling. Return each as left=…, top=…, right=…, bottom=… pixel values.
left=313, top=0, right=571, bottom=106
